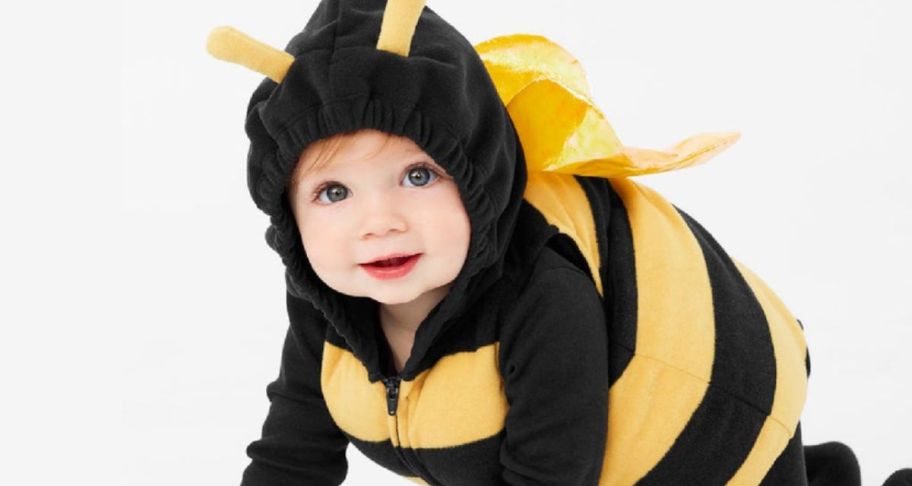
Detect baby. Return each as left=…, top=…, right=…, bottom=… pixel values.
left=207, top=0, right=911, bottom=485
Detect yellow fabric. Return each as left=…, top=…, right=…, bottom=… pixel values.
left=475, top=34, right=740, bottom=178
left=726, top=259, right=809, bottom=486
left=206, top=26, right=294, bottom=83
left=599, top=178, right=716, bottom=485
left=516, top=129, right=809, bottom=483
left=321, top=341, right=390, bottom=442
left=523, top=170, right=603, bottom=296
left=475, top=34, right=592, bottom=102
left=376, top=0, right=427, bottom=56
left=406, top=343, right=508, bottom=448
left=322, top=341, right=507, bottom=448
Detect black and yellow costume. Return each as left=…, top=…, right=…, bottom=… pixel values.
left=206, top=1, right=911, bottom=484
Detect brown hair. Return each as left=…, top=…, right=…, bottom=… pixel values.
left=286, top=129, right=395, bottom=203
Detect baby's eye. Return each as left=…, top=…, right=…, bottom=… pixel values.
left=311, top=164, right=441, bottom=205
left=314, top=184, right=349, bottom=204
left=403, top=164, right=440, bottom=188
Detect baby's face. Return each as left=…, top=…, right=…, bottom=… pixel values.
left=288, top=129, right=471, bottom=305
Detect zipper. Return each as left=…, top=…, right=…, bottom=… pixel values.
left=381, top=375, right=401, bottom=416
left=380, top=374, right=431, bottom=484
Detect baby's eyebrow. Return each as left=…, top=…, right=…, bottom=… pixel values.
left=301, top=155, right=445, bottom=182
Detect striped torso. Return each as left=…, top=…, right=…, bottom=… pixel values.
left=320, top=174, right=810, bottom=485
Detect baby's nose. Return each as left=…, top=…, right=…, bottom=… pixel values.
left=359, top=197, right=408, bottom=238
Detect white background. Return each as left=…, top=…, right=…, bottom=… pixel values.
left=1, top=0, right=909, bottom=484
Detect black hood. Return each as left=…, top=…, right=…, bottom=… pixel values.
left=243, top=0, right=528, bottom=380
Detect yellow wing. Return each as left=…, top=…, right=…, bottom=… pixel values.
left=475, top=34, right=740, bottom=178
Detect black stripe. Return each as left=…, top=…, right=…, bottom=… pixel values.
left=639, top=386, right=773, bottom=485
left=797, top=319, right=811, bottom=377
left=581, top=177, right=637, bottom=387
left=640, top=207, right=777, bottom=484
left=805, top=348, right=812, bottom=378
left=759, top=423, right=809, bottom=485
left=346, top=433, right=419, bottom=477
left=546, top=232, right=591, bottom=281
left=413, top=431, right=503, bottom=485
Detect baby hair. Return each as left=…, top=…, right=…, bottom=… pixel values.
left=286, top=129, right=396, bottom=203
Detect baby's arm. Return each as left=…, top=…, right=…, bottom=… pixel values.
left=240, top=293, right=349, bottom=486
left=497, top=265, right=609, bottom=486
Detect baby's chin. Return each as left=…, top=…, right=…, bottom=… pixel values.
left=325, top=281, right=423, bottom=305
left=364, top=288, right=425, bottom=306
left=319, top=268, right=452, bottom=306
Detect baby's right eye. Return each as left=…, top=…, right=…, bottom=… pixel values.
left=314, top=183, right=349, bottom=204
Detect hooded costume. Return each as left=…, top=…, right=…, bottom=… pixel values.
left=203, top=1, right=896, bottom=484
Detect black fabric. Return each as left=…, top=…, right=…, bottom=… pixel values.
left=243, top=243, right=604, bottom=486
left=884, top=469, right=912, bottom=486
left=639, top=207, right=779, bottom=483
left=596, top=178, right=637, bottom=388
left=804, top=440, right=861, bottom=486
left=495, top=259, right=609, bottom=486
left=241, top=295, right=350, bottom=486
left=760, top=423, right=809, bottom=485
left=244, top=0, right=528, bottom=382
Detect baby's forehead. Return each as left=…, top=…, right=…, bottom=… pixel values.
left=301, top=136, right=438, bottom=171
left=293, top=146, right=446, bottom=190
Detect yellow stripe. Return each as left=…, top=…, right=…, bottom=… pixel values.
left=726, top=260, right=809, bottom=485
left=523, top=171, right=603, bottom=296
left=600, top=178, right=715, bottom=485
left=321, top=341, right=391, bottom=442
left=405, top=343, right=508, bottom=448
left=321, top=341, right=508, bottom=448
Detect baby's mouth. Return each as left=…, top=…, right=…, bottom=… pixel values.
left=361, top=253, right=421, bottom=267
left=359, top=253, right=423, bottom=279
left=369, top=256, right=413, bottom=267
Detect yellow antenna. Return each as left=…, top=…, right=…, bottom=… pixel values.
left=376, top=0, right=426, bottom=56
left=206, top=26, right=295, bottom=83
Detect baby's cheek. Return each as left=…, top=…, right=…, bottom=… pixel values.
left=298, top=219, right=345, bottom=265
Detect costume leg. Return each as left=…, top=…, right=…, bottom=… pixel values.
left=803, top=439, right=861, bottom=486
left=883, top=468, right=912, bottom=486
left=760, top=422, right=809, bottom=485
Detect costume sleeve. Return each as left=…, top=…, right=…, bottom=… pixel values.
left=240, top=293, right=349, bottom=486
left=497, top=267, right=609, bottom=486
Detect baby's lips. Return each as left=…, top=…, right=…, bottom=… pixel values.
left=362, top=253, right=421, bottom=266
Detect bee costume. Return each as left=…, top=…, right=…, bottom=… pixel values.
left=207, top=1, right=912, bottom=484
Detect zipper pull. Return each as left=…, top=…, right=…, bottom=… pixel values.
left=382, top=376, right=401, bottom=416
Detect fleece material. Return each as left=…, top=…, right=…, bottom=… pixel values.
left=242, top=217, right=609, bottom=484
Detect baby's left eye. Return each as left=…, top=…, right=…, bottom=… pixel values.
left=403, top=165, right=440, bottom=188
